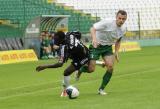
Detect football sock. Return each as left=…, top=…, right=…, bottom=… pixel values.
left=99, top=70, right=113, bottom=90
left=79, top=66, right=88, bottom=73
left=64, top=76, right=70, bottom=88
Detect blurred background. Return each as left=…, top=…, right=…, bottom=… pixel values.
left=0, top=0, right=160, bottom=59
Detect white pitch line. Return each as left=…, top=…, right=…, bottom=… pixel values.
left=0, top=68, right=159, bottom=100
left=114, top=68, right=160, bottom=78
left=0, top=87, right=60, bottom=100
left=0, top=80, right=62, bottom=92
left=0, top=67, right=157, bottom=92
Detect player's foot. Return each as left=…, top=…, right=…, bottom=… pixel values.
left=41, top=55, right=48, bottom=59
left=98, top=89, right=107, bottom=95
left=60, top=89, right=67, bottom=97
left=96, top=60, right=105, bottom=68
left=48, top=55, right=54, bottom=59
left=101, top=63, right=105, bottom=68
left=75, top=70, right=82, bottom=81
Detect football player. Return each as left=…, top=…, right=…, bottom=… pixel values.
left=36, top=31, right=89, bottom=97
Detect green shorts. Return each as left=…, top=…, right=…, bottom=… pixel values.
left=89, top=44, right=113, bottom=60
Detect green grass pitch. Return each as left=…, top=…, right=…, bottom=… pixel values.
left=0, top=46, right=160, bottom=109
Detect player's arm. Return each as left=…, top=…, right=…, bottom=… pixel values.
left=90, top=20, right=107, bottom=48
left=114, top=37, right=122, bottom=62
left=36, top=61, right=64, bottom=72
left=36, top=45, right=67, bottom=72
left=90, top=27, right=99, bottom=48
left=53, top=45, right=59, bottom=50
left=36, top=55, right=65, bottom=72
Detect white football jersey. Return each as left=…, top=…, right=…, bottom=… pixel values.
left=93, top=19, right=126, bottom=45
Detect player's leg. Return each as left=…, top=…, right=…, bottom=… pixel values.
left=76, top=44, right=100, bottom=80
left=48, top=45, right=54, bottom=58
left=75, top=60, right=96, bottom=81
left=61, top=64, right=76, bottom=97
left=79, top=59, right=96, bottom=73
left=42, top=47, right=48, bottom=59
left=98, top=55, right=115, bottom=95
left=63, top=64, right=76, bottom=88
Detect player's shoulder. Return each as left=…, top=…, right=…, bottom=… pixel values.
left=121, top=24, right=127, bottom=33
left=66, top=31, right=81, bottom=39
left=65, top=32, right=73, bottom=42
left=95, top=18, right=115, bottom=27
left=101, top=18, right=114, bottom=24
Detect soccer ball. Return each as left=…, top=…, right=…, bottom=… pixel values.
left=66, top=85, right=79, bottom=99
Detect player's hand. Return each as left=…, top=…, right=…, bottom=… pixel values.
left=114, top=52, right=119, bottom=63
left=36, top=66, right=45, bottom=72
left=92, top=39, right=99, bottom=48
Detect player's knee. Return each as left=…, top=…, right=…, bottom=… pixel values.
left=88, top=67, right=95, bottom=73
left=108, top=68, right=113, bottom=73
left=107, top=65, right=114, bottom=71
left=63, top=69, right=71, bottom=76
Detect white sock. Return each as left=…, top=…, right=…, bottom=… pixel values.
left=96, top=60, right=104, bottom=65
left=63, top=76, right=70, bottom=88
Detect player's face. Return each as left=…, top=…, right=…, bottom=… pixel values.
left=116, top=13, right=127, bottom=27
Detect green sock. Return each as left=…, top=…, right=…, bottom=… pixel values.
left=79, top=66, right=88, bottom=73
left=99, top=70, right=113, bottom=90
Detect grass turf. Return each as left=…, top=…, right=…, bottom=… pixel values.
left=0, top=46, right=160, bottom=109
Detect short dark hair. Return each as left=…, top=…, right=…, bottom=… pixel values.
left=54, top=31, right=65, bottom=45
left=66, top=31, right=81, bottom=40
left=117, top=10, right=127, bottom=16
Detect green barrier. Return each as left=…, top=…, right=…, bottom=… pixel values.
left=137, top=39, right=160, bottom=47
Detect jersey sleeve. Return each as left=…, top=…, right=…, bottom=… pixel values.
left=65, top=34, right=75, bottom=48
left=122, top=26, right=127, bottom=36
left=93, top=19, right=109, bottom=30
left=58, top=45, right=68, bottom=63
